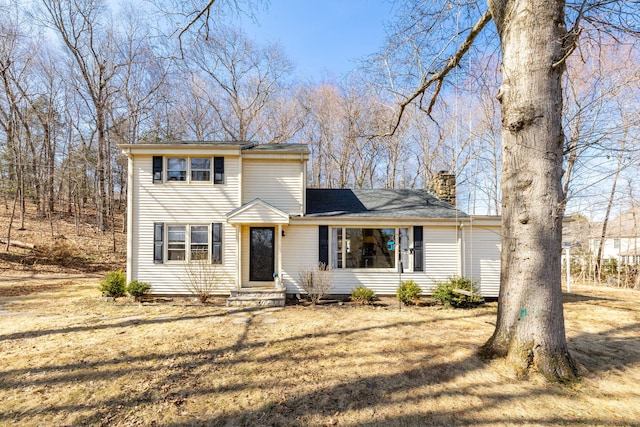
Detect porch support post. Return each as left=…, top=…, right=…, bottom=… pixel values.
left=277, top=224, right=283, bottom=289
left=236, top=225, right=242, bottom=289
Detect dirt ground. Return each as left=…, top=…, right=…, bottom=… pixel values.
left=0, top=205, right=127, bottom=277
left=1, top=278, right=639, bottom=427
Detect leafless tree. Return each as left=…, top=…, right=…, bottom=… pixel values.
left=183, top=26, right=294, bottom=143
left=376, top=1, right=640, bottom=380
left=40, top=0, right=121, bottom=231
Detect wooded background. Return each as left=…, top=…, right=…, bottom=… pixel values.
left=1, top=0, right=638, bottom=235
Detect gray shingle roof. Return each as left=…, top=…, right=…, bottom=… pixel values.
left=134, top=141, right=248, bottom=146
left=131, top=141, right=309, bottom=154
left=306, top=189, right=467, bottom=219
left=243, top=143, right=309, bottom=154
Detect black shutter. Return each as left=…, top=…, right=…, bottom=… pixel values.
left=154, top=222, right=164, bottom=263
left=413, top=226, right=423, bottom=272
left=212, top=222, right=222, bottom=264
left=319, top=225, right=329, bottom=266
left=152, top=156, right=163, bottom=183
left=214, top=157, right=224, bottom=184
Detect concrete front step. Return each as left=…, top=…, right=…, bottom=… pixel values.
left=227, top=288, right=286, bottom=307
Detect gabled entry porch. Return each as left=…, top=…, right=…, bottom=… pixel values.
left=225, top=199, right=289, bottom=306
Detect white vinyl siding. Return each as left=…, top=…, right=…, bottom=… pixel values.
left=281, top=225, right=319, bottom=291
left=130, top=155, right=238, bottom=294
left=282, top=224, right=462, bottom=296
left=423, top=227, right=460, bottom=287
left=463, top=226, right=501, bottom=298
left=242, top=159, right=303, bottom=215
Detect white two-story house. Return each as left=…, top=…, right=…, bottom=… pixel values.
left=120, top=141, right=501, bottom=305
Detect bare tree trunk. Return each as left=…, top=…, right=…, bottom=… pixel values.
left=595, top=157, right=622, bottom=282
left=479, top=0, right=578, bottom=380
left=97, top=117, right=106, bottom=231
left=45, top=120, right=56, bottom=215
left=5, top=187, right=18, bottom=252
left=18, top=164, right=25, bottom=230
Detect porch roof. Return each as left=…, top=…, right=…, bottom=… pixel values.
left=226, top=199, right=290, bottom=224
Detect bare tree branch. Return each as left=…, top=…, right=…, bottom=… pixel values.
left=176, top=0, right=216, bottom=52
left=383, top=9, right=492, bottom=137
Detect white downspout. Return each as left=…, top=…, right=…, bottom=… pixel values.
left=458, top=223, right=464, bottom=277
left=301, top=153, right=306, bottom=217
left=126, top=152, right=134, bottom=284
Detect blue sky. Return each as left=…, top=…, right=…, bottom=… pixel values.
left=235, top=1, right=395, bottom=81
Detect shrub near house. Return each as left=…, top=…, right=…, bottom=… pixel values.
left=99, top=270, right=127, bottom=298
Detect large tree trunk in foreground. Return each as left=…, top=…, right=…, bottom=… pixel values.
left=479, top=0, right=578, bottom=380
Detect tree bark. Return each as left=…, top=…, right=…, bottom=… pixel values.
left=479, top=0, right=578, bottom=380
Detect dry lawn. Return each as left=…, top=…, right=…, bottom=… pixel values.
left=1, top=279, right=639, bottom=427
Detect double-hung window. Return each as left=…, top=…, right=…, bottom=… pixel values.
left=190, top=158, right=211, bottom=182
left=190, top=225, right=209, bottom=260
left=167, top=158, right=187, bottom=181
left=167, top=225, right=186, bottom=260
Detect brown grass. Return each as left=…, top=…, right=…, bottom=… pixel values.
left=1, top=279, right=639, bottom=427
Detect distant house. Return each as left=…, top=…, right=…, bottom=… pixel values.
left=589, top=207, right=640, bottom=265
left=120, top=141, right=501, bottom=305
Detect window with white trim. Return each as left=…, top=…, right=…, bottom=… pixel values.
left=398, top=227, right=412, bottom=271
left=190, top=158, right=211, bottom=182
left=167, top=225, right=186, bottom=260
left=165, top=224, right=211, bottom=262
left=167, top=158, right=187, bottom=181
left=331, top=227, right=411, bottom=270
left=190, top=225, right=209, bottom=260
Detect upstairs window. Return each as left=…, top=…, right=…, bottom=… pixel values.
left=167, top=158, right=187, bottom=181
left=155, top=156, right=222, bottom=184
left=191, top=158, right=211, bottom=182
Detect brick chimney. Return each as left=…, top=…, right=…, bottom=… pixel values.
left=429, top=171, right=456, bottom=206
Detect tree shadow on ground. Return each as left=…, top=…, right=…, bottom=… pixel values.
left=569, top=322, right=640, bottom=373
left=562, top=291, right=617, bottom=304
left=2, top=300, right=639, bottom=426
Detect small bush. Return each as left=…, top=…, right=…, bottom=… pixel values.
left=99, top=270, right=126, bottom=298
left=397, top=280, right=422, bottom=305
left=432, top=276, right=483, bottom=308
left=351, top=286, right=377, bottom=305
left=126, top=280, right=151, bottom=301
left=182, top=257, right=227, bottom=303
left=299, top=262, right=333, bottom=305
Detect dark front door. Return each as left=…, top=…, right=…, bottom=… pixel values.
left=250, top=227, right=275, bottom=282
